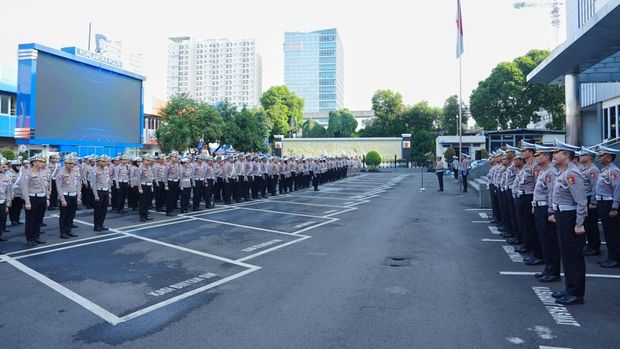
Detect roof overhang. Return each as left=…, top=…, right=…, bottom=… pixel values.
left=528, top=0, right=620, bottom=85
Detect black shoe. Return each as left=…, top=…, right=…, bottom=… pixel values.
left=489, top=219, right=498, bottom=224
left=117, top=210, right=127, bottom=214
left=140, top=218, right=147, bottom=222
left=534, top=272, right=546, bottom=279
left=315, top=188, right=321, bottom=191
left=94, top=227, right=103, bottom=232
left=34, top=239, right=46, bottom=244
left=2, top=229, right=8, bottom=233
left=0, top=236, right=7, bottom=242
left=166, top=213, right=175, bottom=217
left=555, top=295, right=584, bottom=305
left=599, top=260, right=619, bottom=268
left=584, top=248, right=601, bottom=256
left=27, top=240, right=37, bottom=247
left=72, top=224, right=79, bottom=228
left=597, top=259, right=610, bottom=265
left=40, top=223, right=47, bottom=227
left=497, top=226, right=507, bottom=232
left=514, top=246, right=529, bottom=254
left=507, top=238, right=521, bottom=245
left=60, top=233, right=70, bottom=239
left=539, top=275, right=561, bottom=283
left=502, top=233, right=513, bottom=239
left=551, top=290, right=568, bottom=299
left=145, top=217, right=153, bottom=221
left=39, top=230, right=46, bottom=235
left=100, top=226, right=109, bottom=231
left=67, top=232, right=78, bottom=237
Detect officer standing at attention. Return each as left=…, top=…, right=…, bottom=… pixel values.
left=22, top=154, right=49, bottom=247
left=591, top=145, right=620, bottom=268
left=548, top=140, right=587, bottom=305
left=179, top=157, right=193, bottom=213
left=452, top=156, right=460, bottom=180
left=0, top=158, right=13, bottom=242
left=115, top=155, right=130, bottom=214
left=531, top=145, right=561, bottom=283
left=518, top=141, right=543, bottom=265
left=460, top=154, right=470, bottom=192
left=56, top=154, right=81, bottom=239
left=109, top=156, right=118, bottom=212
left=91, top=155, right=111, bottom=232
left=192, top=155, right=206, bottom=210
left=138, top=155, right=155, bottom=222
left=7, top=160, right=22, bottom=226
left=435, top=156, right=444, bottom=192
left=153, top=155, right=166, bottom=212
left=204, top=156, right=215, bottom=208
left=164, top=152, right=181, bottom=216
left=578, top=147, right=602, bottom=256
left=47, top=154, right=61, bottom=210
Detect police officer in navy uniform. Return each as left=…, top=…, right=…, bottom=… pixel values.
left=548, top=139, right=587, bottom=305
left=592, top=145, right=620, bottom=268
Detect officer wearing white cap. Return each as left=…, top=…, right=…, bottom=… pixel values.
left=179, top=157, right=193, bottom=212
left=459, top=154, right=471, bottom=192
left=128, top=156, right=142, bottom=211
left=90, top=155, right=111, bottom=232
left=578, top=146, right=602, bottom=256
left=517, top=141, right=544, bottom=264
left=48, top=153, right=61, bottom=210
left=22, top=154, right=49, bottom=246
left=531, top=145, right=561, bottom=282
left=0, top=158, right=13, bottom=242
left=548, top=139, right=587, bottom=305
left=164, top=152, right=181, bottom=216
left=493, top=150, right=509, bottom=234
left=451, top=156, right=460, bottom=180
left=502, top=146, right=520, bottom=245
left=204, top=155, right=215, bottom=208
left=592, top=145, right=620, bottom=268
left=153, top=155, right=166, bottom=212
left=138, top=154, right=155, bottom=222
left=114, top=155, right=131, bottom=214
left=8, top=159, right=23, bottom=226
left=56, top=155, right=81, bottom=239
left=192, top=154, right=206, bottom=210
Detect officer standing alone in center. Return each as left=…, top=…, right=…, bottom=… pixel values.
left=435, top=156, right=444, bottom=192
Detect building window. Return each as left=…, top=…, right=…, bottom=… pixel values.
left=0, top=95, right=10, bottom=115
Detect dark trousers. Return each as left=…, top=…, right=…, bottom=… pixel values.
left=193, top=180, right=205, bottom=209
left=59, top=195, right=77, bottom=234
left=117, top=182, right=128, bottom=212
left=461, top=174, right=468, bottom=192
left=535, top=205, right=560, bottom=276
left=180, top=186, right=191, bottom=212
left=231, top=178, right=240, bottom=203
left=128, top=186, right=139, bottom=209
left=311, top=173, right=319, bottom=191
left=287, top=174, right=294, bottom=192
left=204, top=179, right=214, bottom=207
left=244, top=177, right=253, bottom=200
left=93, top=190, right=109, bottom=229
left=252, top=176, right=262, bottom=198
left=236, top=176, right=245, bottom=202
left=0, top=202, right=7, bottom=233
left=556, top=210, right=586, bottom=298
left=453, top=169, right=458, bottom=180
left=9, top=197, right=23, bottom=224
left=598, top=200, right=620, bottom=261
left=519, top=194, right=542, bottom=258
left=261, top=175, right=268, bottom=197
left=584, top=197, right=601, bottom=251
left=111, top=182, right=118, bottom=210
left=214, top=178, right=223, bottom=202
left=489, top=185, right=501, bottom=223
left=82, top=183, right=94, bottom=208
left=224, top=179, right=233, bottom=204
left=25, top=196, right=46, bottom=242
left=49, top=179, right=58, bottom=208
left=279, top=175, right=286, bottom=194
left=272, top=175, right=279, bottom=195
left=155, top=182, right=166, bottom=211
left=505, top=191, right=519, bottom=238
left=166, top=181, right=180, bottom=214
left=436, top=171, right=444, bottom=191
left=139, top=185, right=153, bottom=219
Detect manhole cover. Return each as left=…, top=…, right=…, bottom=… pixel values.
left=382, top=257, right=411, bottom=267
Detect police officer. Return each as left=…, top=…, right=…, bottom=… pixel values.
left=192, top=155, right=206, bottom=210
left=179, top=157, right=193, bottom=213
left=115, top=155, right=130, bottom=214
left=128, top=157, right=141, bottom=211
left=578, top=146, right=601, bottom=256
left=531, top=145, right=561, bottom=282
left=56, top=154, right=81, bottom=239
left=22, top=154, right=49, bottom=246
left=109, top=156, right=119, bottom=211
left=548, top=140, right=587, bottom=305
left=153, top=155, right=166, bottom=212
left=90, top=155, right=111, bottom=232
left=138, top=155, right=155, bottom=222
left=204, top=156, right=215, bottom=208
left=47, top=154, right=61, bottom=210
left=164, top=152, right=181, bottom=216
left=0, top=158, right=13, bottom=242
left=518, top=141, right=543, bottom=264
left=460, top=154, right=470, bottom=192
left=435, top=156, right=444, bottom=192
left=451, top=156, right=459, bottom=180
left=503, top=146, right=520, bottom=245
left=8, top=160, right=23, bottom=226
left=592, top=145, right=620, bottom=268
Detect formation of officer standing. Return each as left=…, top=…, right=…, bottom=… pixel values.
left=486, top=139, right=620, bottom=305
left=0, top=152, right=362, bottom=250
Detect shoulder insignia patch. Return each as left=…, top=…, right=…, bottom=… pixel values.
left=612, top=172, right=618, bottom=181
left=591, top=171, right=597, bottom=179
left=546, top=175, right=552, bottom=183
left=534, top=170, right=539, bottom=177
left=567, top=174, right=576, bottom=185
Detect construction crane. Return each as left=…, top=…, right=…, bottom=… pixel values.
left=513, top=1, right=564, bottom=47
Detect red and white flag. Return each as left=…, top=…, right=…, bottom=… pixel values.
left=456, top=0, right=464, bottom=58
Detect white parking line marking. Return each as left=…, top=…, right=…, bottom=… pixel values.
left=323, top=209, right=339, bottom=214
left=14, top=236, right=130, bottom=260
left=189, top=216, right=299, bottom=236
left=293, top=221, right=316, bottom=229
left=241, top=239, right=283, bottom=252
left=472, top=221, right=491, bottom=223
left=465, top=208, right=492, bottom=211
left=234, top=206, right=329, bottom=219
left=500, top=271, right=620, bottom=279
left=532, top=286, right=580, bottom=327
left=539, top=346, right=573, bottom=349
left=237, top=236, right=312, bottom=262
left=0, top=254, right=123, bottom=325
left=5, top=233, right=121, bottom=257
left=293, top=218, right=339, bottom=235
left=481, top=239, right=504, bottom=242
left=324, top=207, right=357, bottom=217
left=502, top=246, right=524, bottom=262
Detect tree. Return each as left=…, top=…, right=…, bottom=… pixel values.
left=371, top=90, right=404, bottom=121
left=229, top=107, right=270, bottom=153
left=156, top=115, right=193, bottom=153
left=365, top=150, right=382, bottom=168
left=1, top=149, right=15, bottom=160
left=327, top=109, right=358, bottom=137
left=444, top=147, right=455, bottom=162
left=260, top=86, right=304, bottom=138
left=441, top=95, right=469, bottom=135
left=411, top=130, right=435, bottom=164
left=301, top=119, right=327, bottom=138
left=469, top=50, right=565, bottom=130
left=402, top=101, right=441, bottom=133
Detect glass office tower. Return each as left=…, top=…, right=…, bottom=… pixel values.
left=284, top=28, right=344, bottom=113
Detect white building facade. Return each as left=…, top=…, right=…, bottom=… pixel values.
left=167, top=37, right=262, bottom=108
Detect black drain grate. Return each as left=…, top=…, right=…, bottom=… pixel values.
left=382, top=256, right=411, bottom=267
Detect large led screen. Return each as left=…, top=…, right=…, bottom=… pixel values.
left=34, top=52, right=141, bottom=144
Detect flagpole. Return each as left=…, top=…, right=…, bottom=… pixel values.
left=459, top=54, right=463, bottom=160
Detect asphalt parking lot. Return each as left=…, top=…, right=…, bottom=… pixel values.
left=1, top=171, right=619, bottom=349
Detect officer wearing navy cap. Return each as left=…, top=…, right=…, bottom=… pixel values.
left=548, top=139, right=587, bottom=305
left=532, top=145, right=561, bottom=282
left=592, top=145, right=620, bottom=268
left=578, top=146, right=602, bottom=256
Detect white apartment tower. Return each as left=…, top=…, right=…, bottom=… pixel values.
left=167, top=37, right=262, bottom=108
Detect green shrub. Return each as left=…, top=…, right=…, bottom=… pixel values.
left=480, top=148, right=489, bottom=159
left=365, top=150, right=381, bottom=168
left=444, top=147, right=455, bottom=162
left=1, top=149, right=15, bottom=160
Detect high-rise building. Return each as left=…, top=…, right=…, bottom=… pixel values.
left=94, top=34, right=144, bottom=75
left=284, top=28, right=344, bottom=113
left=167, top=37, right=262, bottom=108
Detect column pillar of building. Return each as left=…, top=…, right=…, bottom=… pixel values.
left=565, top=73, right=581, bottom=145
